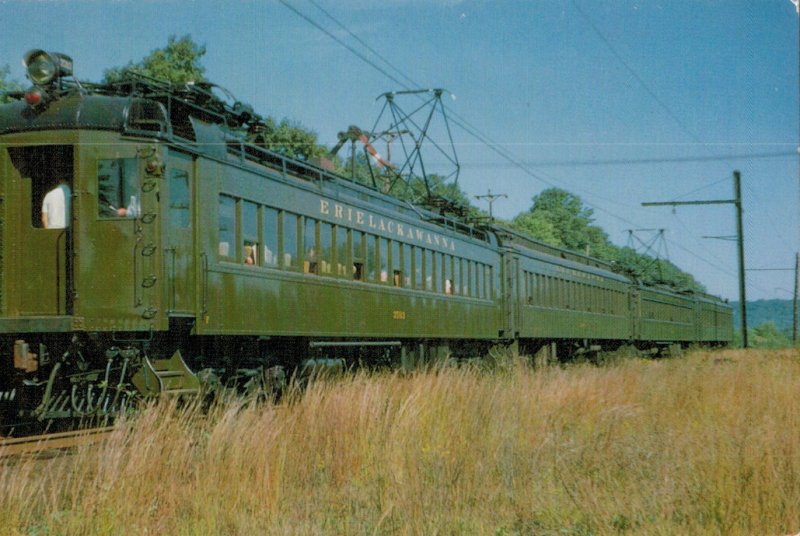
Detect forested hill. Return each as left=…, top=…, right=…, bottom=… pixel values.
left=732, top=299, right=795, bottom=332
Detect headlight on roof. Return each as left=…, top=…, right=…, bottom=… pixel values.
left=23, top=50, right=73, bottom=86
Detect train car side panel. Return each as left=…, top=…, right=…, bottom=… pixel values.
left=193, top=157, right=504, bottom=340
left=637, top=287, right=696, bottom=343
left=515, top=250, right=631, bottom=341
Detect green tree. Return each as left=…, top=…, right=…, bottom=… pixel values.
left=103, top=35, right=207, bottom=84
left=509, top=187, right=705, bottom=291
left=613, top=246, right=704, bottom=290
left=103, top=36, right=327, bottom=161
left=255, top=117, right=328, bottom=162
left=0, top=64, right=22, bottom=104
left=509, top=211, right=560, bottom=246
left=510, top=188, right=612, bottom=256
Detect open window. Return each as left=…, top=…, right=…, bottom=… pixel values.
left=263, top=207, right=279, bottom=266
left=218, top=195, right=236, bottom=259
left=8, top=145, right=74, bottom=229
left=242, top=201, right=258, bottom=266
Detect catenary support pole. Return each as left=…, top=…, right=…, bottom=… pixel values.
left=642, top=170, right=748, bottom=347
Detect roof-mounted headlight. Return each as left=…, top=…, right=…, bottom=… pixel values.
left=23, top=50, right=73, bottom=86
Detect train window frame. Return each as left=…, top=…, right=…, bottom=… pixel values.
left=467, top=261, right=473, bottom=298
left=281, top=211, right=299, bottom=270
left=426, top=249, right=436, bottom=292
left=403, top=244, right=412, bottom=288
left=444, top=253, right=453, bottom=296
left=379, top=238, right=389, bottom=284
left=335, top=225, right=348, bottom=278
left=413, top=247, right=422, bottom=289
left=352, top=230, right=365, bottom=281
left=217, top=194, right=236, bottom=260
left=488, top=265, right=494, bottom=300
left=477, top=264, right=485, bottom=299
left=303, top=217, right=319, bottom=275
left=168, top=168, right=190, bottom=229
left=467, top=260, right=474, bottom=297
left=546, top=274, right=552, bottom=306
left=391, top=240, right=401, bottom=287
left=97, top=158, right=140, bottom=220
left=449, top=256, right=458, bottom=296
left=319, top=221, right=333, bottom=275
left=542, top=275, right=549, bottom=307
left=367, top=234, right=378, bottom=282
left=262, top=206, right=279, bottom=267
left=523, top=270, right=530, bottom=304
left=462, top=260, right=469, bottom=297
left=242, top=200, right=259, bottom=266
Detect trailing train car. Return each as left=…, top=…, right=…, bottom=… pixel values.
left=0, top=50, right=731, bottom=429
left=502, top=230, right=633, bottom=347
left=199, top=135, right=503, bottom=360
left=694, top=292, right=734, bottom=344
left=498, top=229, right=731, bottom=357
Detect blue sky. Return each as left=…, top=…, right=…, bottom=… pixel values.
left=2, top=0, right=798, bottom=302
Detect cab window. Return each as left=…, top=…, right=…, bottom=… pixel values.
left=98, top=158, right=139, bottom=218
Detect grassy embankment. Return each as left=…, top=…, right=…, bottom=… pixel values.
left=2, top=348, right=800, bottom=535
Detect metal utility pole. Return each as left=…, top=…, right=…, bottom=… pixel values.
left=474, top=190, right=507, bottom=221
left=642, top=170, right=748, bottom=348
left=733, top=171, right=748, bottom=348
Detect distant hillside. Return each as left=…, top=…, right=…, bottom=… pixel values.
left=731, top=299, right=795, bottom=333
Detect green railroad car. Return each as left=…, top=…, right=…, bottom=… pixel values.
left=0, top=50, right=731, bottom=429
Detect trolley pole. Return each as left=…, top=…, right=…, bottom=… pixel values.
left=642, top=170, right=748, bottom=347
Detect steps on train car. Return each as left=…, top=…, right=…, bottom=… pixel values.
left=132, top=350, right=201, bottom=397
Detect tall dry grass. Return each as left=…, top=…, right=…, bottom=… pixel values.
left=2, top=348, right=800, bottom=535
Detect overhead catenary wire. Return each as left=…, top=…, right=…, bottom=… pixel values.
left=449, top=151, right=795, bottom=169
left=280, top=1, right=771, bottom=293
left=570, top=0, right=790, bottom=246
left=285, top=0, right=748, bottom=284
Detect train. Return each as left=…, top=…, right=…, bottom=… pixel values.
left=0, top=50, right=732, bottom=429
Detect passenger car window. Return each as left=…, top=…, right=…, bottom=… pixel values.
left=242, top=201, right=258, bottom=266
left=218, top=195, right=236, bottom=258
left=304, top=217, right=318, bottom=274
left=263, top=207, right=279, bottom=266
left=392, top=241, right=401, bottom=287
left=352, top=231, right=365, bottom=281
left=282, top=212, right=298, bottom=269
left=319, top=222, right=333, bottom=274
left=335, top=226, right=348, bottom=277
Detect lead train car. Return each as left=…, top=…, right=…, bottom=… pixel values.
left=0, top=52, right=731, bottom=425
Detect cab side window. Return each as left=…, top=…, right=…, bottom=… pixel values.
left=98, top=159, right=139, bottom=218
left=169, top=169, right=190, bottom=228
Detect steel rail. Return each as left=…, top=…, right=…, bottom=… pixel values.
left=0, top=427, right=115, bottom=457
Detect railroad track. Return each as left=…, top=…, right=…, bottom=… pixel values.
left=0, top=427, right=115, bottom=457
